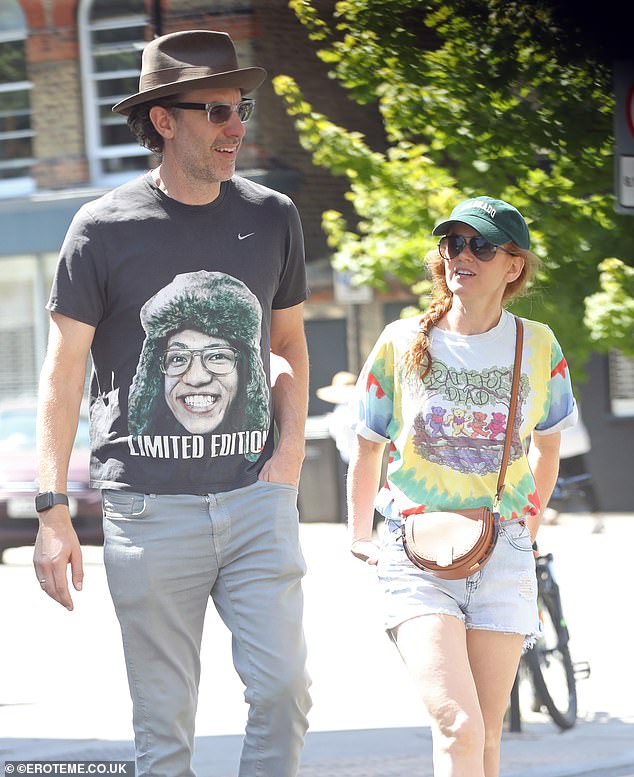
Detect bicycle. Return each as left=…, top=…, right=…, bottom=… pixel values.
left=508, top=546, right=590, bottom=732
left=544, top=467, right=604, bottom=534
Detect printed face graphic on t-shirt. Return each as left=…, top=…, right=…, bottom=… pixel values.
left=162, top=330, right=240, bottom=434
left=127, top=270, right=271, bottom=462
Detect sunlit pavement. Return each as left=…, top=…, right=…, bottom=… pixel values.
left=1, top=513, right=633, bottom=776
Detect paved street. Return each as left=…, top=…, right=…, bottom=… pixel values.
left=1, top=512, right=633, bottom=776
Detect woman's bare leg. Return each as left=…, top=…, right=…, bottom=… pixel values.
left=466, top=629, right=524, bottom=777
left=395, top=614, right=485, bottom=777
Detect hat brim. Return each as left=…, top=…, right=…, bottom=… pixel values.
left=112, top=67, right=267, bottom=115
left=316, top=384, right=356, bottom=405
left=432, top=215, right=513, bottom=247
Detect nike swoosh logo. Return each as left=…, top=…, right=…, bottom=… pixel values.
left=238, top=232, right=255, bottom=240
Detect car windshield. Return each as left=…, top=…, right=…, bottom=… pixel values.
left=0, top=408, right=91, bottom=452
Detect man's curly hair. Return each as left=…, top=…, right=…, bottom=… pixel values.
left=127, top=99, right=178, bottom=154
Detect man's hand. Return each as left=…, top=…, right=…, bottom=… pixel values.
left=258, top=444, right=304, bottom=488
left=33, top=506, right=84, bottom=611
left=266, top=304, right=308, bottom=489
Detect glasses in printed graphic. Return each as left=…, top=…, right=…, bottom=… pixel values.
left=438, top=235, right=517, bottom=263
left=160, top=346, right=240, bottom=377
left=167, top=99, right=255, bottom=125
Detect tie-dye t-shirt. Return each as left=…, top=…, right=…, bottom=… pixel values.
left=355, top=310, right=577, bottom=523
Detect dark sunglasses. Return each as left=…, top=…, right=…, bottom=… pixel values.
left=167, top=99, right=255, bottom=125
left=438, top=235, right=515, bottom=263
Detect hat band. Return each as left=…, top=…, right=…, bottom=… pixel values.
left=140, top=65, right=236, bottom=91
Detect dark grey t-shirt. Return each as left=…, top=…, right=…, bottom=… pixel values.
left=48, top=173, right=308, bottom=494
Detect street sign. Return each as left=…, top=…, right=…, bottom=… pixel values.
left=619, top=156, right=634, bottom=208
left=333, top=270, right=373, bottom=304
left=614, top=61, right=634, bottom=214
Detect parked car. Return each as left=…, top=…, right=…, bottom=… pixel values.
left=0, top=399, right=102, bottom=562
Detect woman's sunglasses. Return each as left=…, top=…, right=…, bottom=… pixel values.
left=438, top=235, right=515, bottom=263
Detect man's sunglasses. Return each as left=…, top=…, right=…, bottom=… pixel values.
left=438, top=235, right=516, bottom=263
left=167, top=99, right=255, bottom=125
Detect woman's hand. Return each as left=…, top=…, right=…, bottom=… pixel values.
left=350, top=538, right=380, bottom=565
left=347, top=435, right=385, bottom=566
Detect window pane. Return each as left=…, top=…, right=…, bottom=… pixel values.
left=96, top=74, right=139, bottom=100
left=0, top=109, right=31, bottom=133
left=0, top=163, right=31, bottom=180
left=93, top=48, right=142, bottom=73
left=0, top=90, right=30, bottom=112
left=0, top=136, right=32, bottom=162
left=0, top=39, right=27, bottom=82
left=99, top=103, right=127, bottom=122
left=91, top=0, right=144, bottom=22
left=93, top=25, right=145, bottom=46
left=101, top=122, right=136, bottom=146
left=103, top=155, right=150, bottom=174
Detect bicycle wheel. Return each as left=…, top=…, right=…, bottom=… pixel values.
left=526, top=591, right=577, bottom=730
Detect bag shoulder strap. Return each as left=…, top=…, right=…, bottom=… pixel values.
left=495, top=316, right=524, bottom=507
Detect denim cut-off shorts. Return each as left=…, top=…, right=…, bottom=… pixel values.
left=377, top=518, right=541, bottom=648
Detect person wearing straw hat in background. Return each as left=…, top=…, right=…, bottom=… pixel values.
left=317, top=371, right=358, bottom=465
left=34, top=30, right=311, bottom=777
left=317, top=371, right=358, bottom=522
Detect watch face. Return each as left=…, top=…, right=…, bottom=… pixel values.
left=35, top=492, right=69, bottom=512
left=35, top=492, right=52, bottom=512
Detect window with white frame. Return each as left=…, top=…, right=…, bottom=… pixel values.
left=609, top=350, right=634, bottom=417
left=79, top=0, right=261, bottom=186
left=0, top=1, right=34, bottom=197
left=0, top=256, right=45, bottom=401
left=79, top=0, right=152, bottom=186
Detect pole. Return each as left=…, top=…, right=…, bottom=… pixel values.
left=508, top=671, right=522, bottom=732
left=152, top=0, right=163, bottom=38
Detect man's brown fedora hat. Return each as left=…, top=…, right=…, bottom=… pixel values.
left=112, top=30, right=267, bottom=115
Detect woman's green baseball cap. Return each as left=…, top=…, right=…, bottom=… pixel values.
left=432, top=196, right=530, bottom=249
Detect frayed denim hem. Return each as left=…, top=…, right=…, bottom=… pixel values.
left=464, top=622, right=540, bottom=652
left=522, top=632, right=540, bottom=652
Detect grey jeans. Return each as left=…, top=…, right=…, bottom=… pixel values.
left=102, top=480, right=312, bottom=777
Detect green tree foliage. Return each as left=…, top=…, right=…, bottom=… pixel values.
left=585, top=259, right=634, bottom=356
left=274, top=0, right=634, bottom=376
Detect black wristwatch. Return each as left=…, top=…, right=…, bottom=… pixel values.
left=35, top=492, right=70, bottom=513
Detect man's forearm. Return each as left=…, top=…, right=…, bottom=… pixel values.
left=36, top=313, right=93, bottom=497
left=37, top=364, right=84, bottom=496
left=271, top=339, right=309, bottom=456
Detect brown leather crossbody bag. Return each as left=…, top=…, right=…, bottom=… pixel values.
left=401, top=317, right=524, bottom=580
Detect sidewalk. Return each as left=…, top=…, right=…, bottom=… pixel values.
left=2, top=513, right=633, bottom=776
left=3, top=715, right=634, bottom=776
